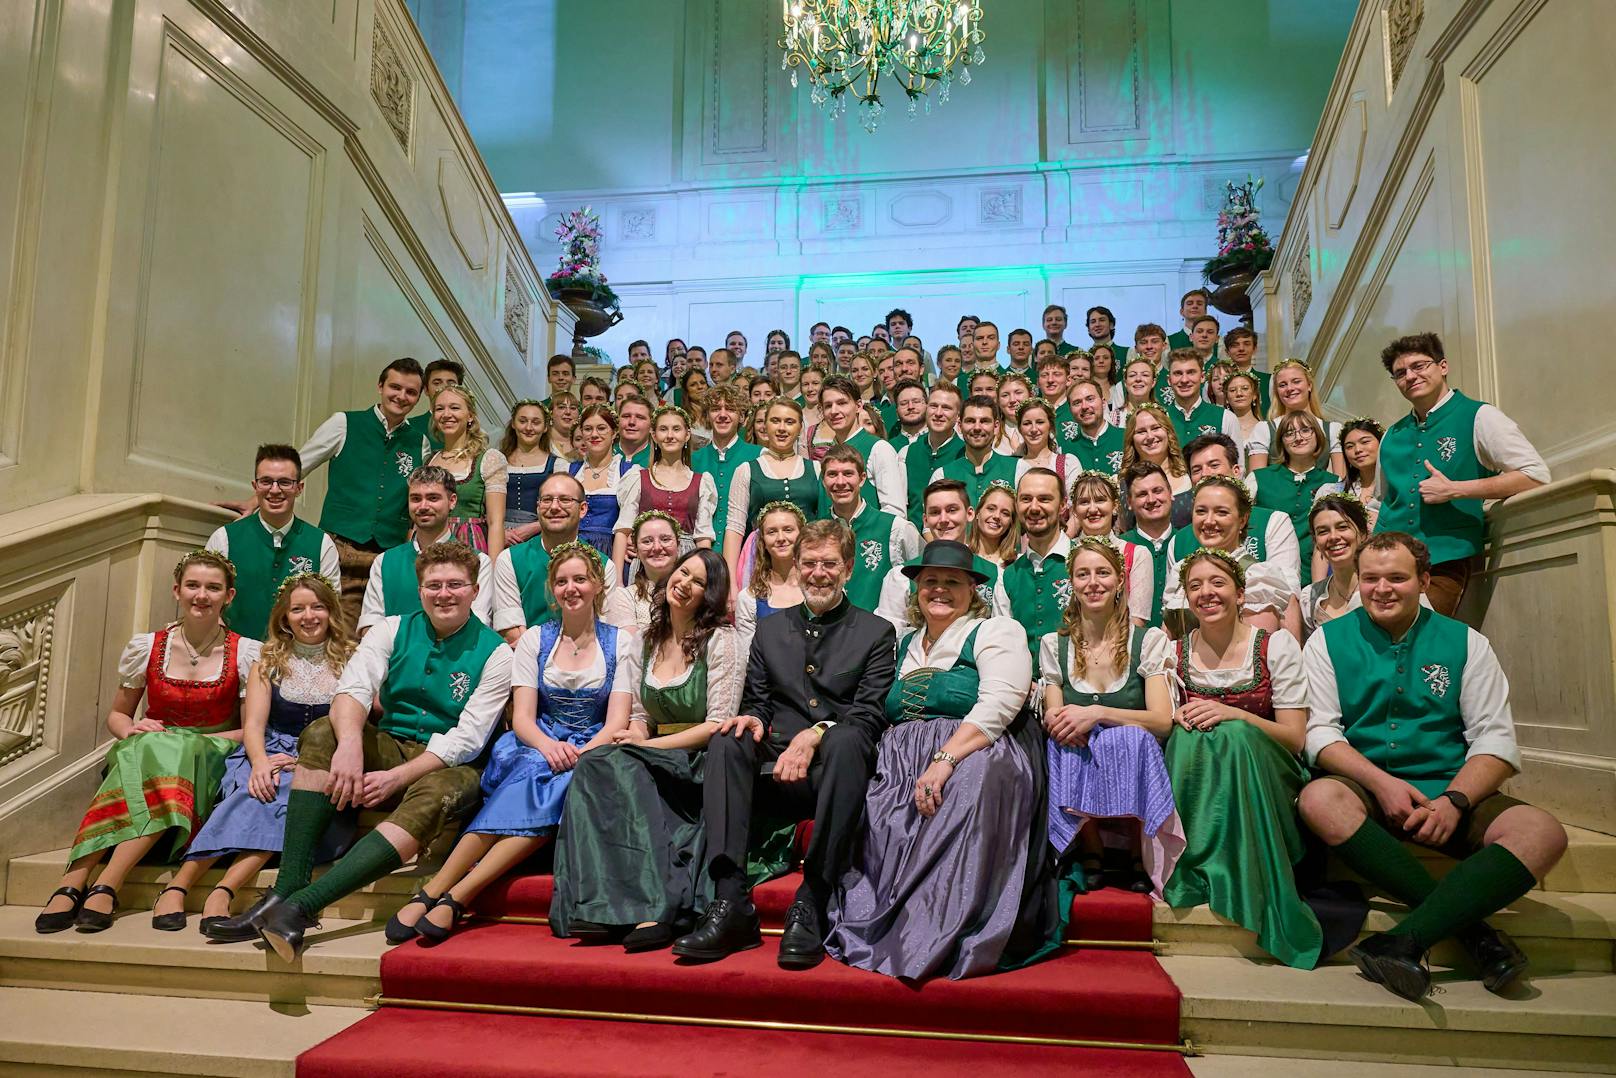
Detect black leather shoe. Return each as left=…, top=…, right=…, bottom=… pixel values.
left=777, top=900, right=826, bottom=970
left=196, top=885, right=237, bottom=937
left=203, top=890, right=284, bottom=943
left=671, top=898, right=761, bottom=962
left=384, top=889, right=437, bottom=945
left=1348, top=931, right=1431, bottom=1001
left=34, top=886, right=85, bottom=935
left=567, top=919, right=630, bottom=943
left=258, top=899, right=319, bottom=962
left=622, top=920, right=679, bottom=954
left=416, top=895, right=470, bottom=945
left=74, top=884, right=120, bottom=933
left=1457, top=923, right=1529, bottom=994
left=152, top=885, right=189, bottom=932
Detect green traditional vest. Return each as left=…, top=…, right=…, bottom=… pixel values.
left=1058, top=626, right=1147, bottom=709
left=320, top=409, right=426, bottom=548
left=876, top=399, right=899, bottom=437
left=956, top=364, right=1004, bottom=397
left=1320, top=607, right=1472, bottom=798
left=1252, top=465, right=1339, bottom=587
left=508, top=538, right=609, bottom=627
left=1121, top=527, right=1173, bottom=628
left=378, top=541, right=427, bottom=619
left=445, top=450, right=489, bottom=521
left=378, top=610, right=505, bottom=745
left=843, top=429, right=888, bottom=512
left=638, top=640, right=710, bottom=737
left=1002, top=545, right=1072, bottom=678
left=622, top=443, right=653, bottom=469
left=887, top=626, right=981, bottom=724
left=1070, top=422, right=1127, bottom=475
left=220, top=515, right=326, bottom=640
left=938, top=451, right=1018, bottom=509
left=904, top=435, right=964, bottom=532
left=1167, top=330, right=1192, bottom=352
left=746, top=457, right=822, bottom=533
left=886, top=427, right=923, bottom=451
left=692, top=437, right=761, bottom=554
left=1167, top=400, right=1229, bottom=450
left=843, top=500, right=898, bottom=611
left=1377, top=391, right=1496, bottom=563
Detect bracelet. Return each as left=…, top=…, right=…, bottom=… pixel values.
left=931, top=750, right=958, bottom=768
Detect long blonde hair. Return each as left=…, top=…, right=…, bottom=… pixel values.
left=750, top=502, right=806, bottom=598
left=431, top=384, right=490, bottom=463
left=1057, top=538, right=1129, bottom=681
left=1272, top=359, right=1327, bottom=421
left=966, top=485, right=1020, bottom=564
left=1121, top=403, right=1187, bottom=479
left=257, top=574, right=355, bottom=683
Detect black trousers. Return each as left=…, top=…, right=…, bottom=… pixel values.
left=703, top=722, right=877, bottom=904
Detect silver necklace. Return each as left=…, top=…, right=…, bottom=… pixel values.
left=177, top=625, right=223, bottom=668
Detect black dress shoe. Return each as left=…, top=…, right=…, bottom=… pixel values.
left=74, top=884, right=120, bottom=933
left=671, top=898, right=761, bottom=962
left=152, top=885, right=190, bottom=932
left=1457, top=923, right=1529, bottom=993
left=202, top=890, right=284, bottom=943
left=196, top=885, right=237, bottom=937
left=1348, top=931, right=1431, bottom=1001
left=567, top=919, right=631, bottom=943
left=35, top=886, right=85, bottom=935
left=777, top=900, right=826, bottom=971
left=258, top=899, right=319, bottom=962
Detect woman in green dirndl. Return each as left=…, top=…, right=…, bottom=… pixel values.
left=549, top=548, right=745, bottom=952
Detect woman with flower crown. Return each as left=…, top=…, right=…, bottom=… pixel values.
left=163, top=574, right=357, bottom=934
left=1249, top=412, right=1343, bottom=587
left=603, top=511, right=683, bottom=635
left=1160, top=548, right=1321, bottom=969
left=1065, top=470, right=1152, bottom=626
left=427, top=384, right=509, bottom=558
left=35, top=551, right=261, bottom=935
left=1161, top=476, right=1302, bottom=638
left=611, top=405, right=716, bottom=581
left=733, top=501, right=806, bottom=639
left=499, top=399, right=558, bottom=548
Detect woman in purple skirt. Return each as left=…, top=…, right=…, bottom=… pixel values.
left=1040, top=539, right=1183, bottom=897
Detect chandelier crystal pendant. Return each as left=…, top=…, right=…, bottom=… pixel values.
left=780, top=1, right=987, bottom=132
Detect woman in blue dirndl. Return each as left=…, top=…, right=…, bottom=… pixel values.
left=383, top=543, right=620, bottom=945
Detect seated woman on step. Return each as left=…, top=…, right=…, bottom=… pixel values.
left=548, top=549, right=745, bottom=952
left=1159, top=549, right=1322, bottom=969
left=36, top=551, right=260, bottom=934
left=385, top=544, right=623, bottom=945
left=826, top=540, right=1056, bottom=981
left=602, top=510, right=683, bottom=635
left=1041, top=540, right=1181, bottom=899
left=1161, top=476, right=1300, bottom=638
left=163, top=574, right=357, bottom=934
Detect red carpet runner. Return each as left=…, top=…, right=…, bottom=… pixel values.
left=298, top=871, right=1189, bottom=1077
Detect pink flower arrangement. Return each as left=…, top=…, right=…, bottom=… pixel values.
left=1204, top=178, right=1274, bottom=280
left=546, top=206, right=618, bottom=305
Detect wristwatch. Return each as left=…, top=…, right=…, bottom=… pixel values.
left=931, top=750, right=959, bottom=768
left=1437, top=789, right=1471, bottom=814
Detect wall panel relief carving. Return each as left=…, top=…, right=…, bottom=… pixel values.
left=0, top=595, right=55, bottom=769
left=370, top=13, right=413, bottom=153
left=1325, top=96, right=1369, bottom=230
left=979, top=187, right=1023, bottom=226
left=1290, top=234, right=1313, bottom=333
left=1383, top=0, right=1424, bottom=98
left=705, top=0, right=772, bottom=162
left=821, top=196, right=863, bottom=234
left=503, top=258, right=531, bottom=358
left=620, top=207, right=658, bottom=241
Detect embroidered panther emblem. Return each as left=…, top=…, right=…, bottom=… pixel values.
left=1437, top=436, right=1458, bottom=463
left=1422, top=663, right=1450, bottom=698
left=287, top=556, right=314, bottom=574
left=1053, top=577, right=1073, bottom=607
left=449, top=671, right=472, bottom=703
left=859, top=538, right=884, bottom=572
left=396, top=451, right=415, bottom=475
left=1106, top=450, right=1123, bottom=472
left=1061, top=421, right=1080, bottom=441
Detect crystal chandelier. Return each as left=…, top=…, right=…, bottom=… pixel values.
left=779, top=1, right=987, bottom=132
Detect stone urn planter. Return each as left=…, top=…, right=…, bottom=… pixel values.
left=552, top=285, right=622, bottom=360
left=1207, top=263, right=1258, bottom=321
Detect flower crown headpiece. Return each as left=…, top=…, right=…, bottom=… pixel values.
left=1275, top=357, right=1313, bottom=375
left=1176, top=545, right=1248, bottom=590
left=631, top=509, right=684, bottom=537
left=1069, top=469, right=1121, bottom=503
left=545, top=540, right=604, bottom=575
left=1072, top=534, right=1124, bottom=563
left=756, top=499, right=808, bottom=525
left=650, top=403, right=691, bottom=428
left=272, top=570, right=333, bottom=602
left=174, top=548, right=236, bottom=584
left=1191, top=473, right=1252, bottom=511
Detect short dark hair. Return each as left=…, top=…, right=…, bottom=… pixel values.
left=380, top=357, right=425, bottom=384
left=540, top=470, right=586, bottom=500
left=547, top=353, right=575, bottom=373
left=832, top=325, right=853, bottom=338
left=892, top=377, right=926, bottom=399
left=1380, top=331, right=1445, bottom=373
left=1043, top=304, right=1068, bottom=318
left=957, top=315, right=980, bottom=331
left=1135, top=323, right=1167, bottom=343
left=1168, top=347, right=1204, bottom=370
left=408, top=464, right=458, bottom=493
left=1183, top=433, right=1239, bottom=470
left=810, top=321, right=831, bottom=334
left=821, top=442, right=867, bottom=477
left=1123, top=460, right=1169, bottom=493
left=423, top=359, right=464, bottom=383
left=1008, top=328, right=1034, bottom=344
left=1086, top=305, right=1115, bottom=324
left=924, top=478, right=970, bottom=508
left=254, top=443, right=303, bottom=479
left=1180, top=288, right=1211, bottom=307
left=628, top=338, right=651, bottom=355
left=1224, top=326, right=1257, bottom=348
left=820, top=374, right=859, bottom=403
left=1359, top=531, right=1432, bottom=577
left=962, top=394, right=1002, bottom=422
left=885, top=308, right=913, bottom=328
left=686, top=345, right=707, bottom=361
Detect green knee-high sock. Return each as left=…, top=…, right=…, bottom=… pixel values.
left=1331, top=818, right=1440, bottom=906
left=1390, top=844, right=1537, bottom=950
left=289, top=830, right=403, bottom=916
left=272, top=789, right=337, bottom=898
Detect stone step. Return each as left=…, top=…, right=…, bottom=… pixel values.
left=0, top=905, right=386, bottom=1008
left=1188, top=1056, right=1574, bottom=1078
left=0, top=985, right=361, bottom=1077
left=1166, top=953, right=1616, bottom=1072
left=1158, top=889, right=1616, bottom=973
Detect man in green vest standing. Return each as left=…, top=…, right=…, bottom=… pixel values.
left=1065, top=379, right=1127, bottom=476
left=1298, top=531, right=1567, bottom=1001
left=691, top=385, right=760, bottom=556
left=1165, top=289, right=1210, bottom=352
left=358, top=466, right=492, bottom=635
left=1001, top=468, right=1072, bottom=678
left=897, top=383, right=964, bottom=533
left=885, top=379, right=928, bottom=449
left=295, top=358, right=430, bottom=627
left=1119, top=462, right=1175, bottom=628
left=1163, top=350, right=1242, bottom=449
left=1374, top=332, right=1549, bottom=618
left=931, top=397, right=1017, bottom=506
left=822, top=445, right=921, bottom=613
left=205, top=542, right=512, bottom=958
left=206, top=444, right=340, bottom=641
left=490, top=472, right=611, bottom=642
left=616, top=396, right=654, bottom=468
left=819, top=375, right=906, bottom=517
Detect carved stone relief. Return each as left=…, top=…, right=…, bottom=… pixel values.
left=1291, top=234, right=1313, bottom=334
left=370, top=14, right=413, bottom=153
left=0, top=597, right=55, bottom=768
left=621, top=208, right=658, bottom=241
left=822, top=197, right=863, bottom=234
left=503, top=258, right=531, bottom=358
left=979, top=187, right=1023, bottom=226
left=1384, top=0, right=1424, bottom=97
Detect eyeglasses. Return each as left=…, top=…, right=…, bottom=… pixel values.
left=420, top=581, right=474, bottom=594
left=538, top=495, right=580, bottom=506
left=1283, top=427, right=1317, bottom=442
left=1391, top=359, right=1438, bottom=383
left=253, top=478, right=300, bottom=490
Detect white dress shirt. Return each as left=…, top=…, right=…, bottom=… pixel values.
left=298, top=406, right=430, bottom=473
left=896, top=615, right=1031, bottom=741
left=1373, top=389, right=1551, bottom=502
left=334, top=615, right=513, bottom=767
left=489, top=539, right=619, bottom=634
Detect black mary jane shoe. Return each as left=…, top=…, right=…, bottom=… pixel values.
left=623, top=915, right=693, bottom=955
left=671, top=898, right=761, bottom=963
left=196, top=885, right=237, bottom=937
left=384, top=889, right=438, bottom=945
left=1348, top=931, right=1431, bottom=1001
left=258, top=899, right=319, bottom=962
left=202, top=890, right=283, bottom=943
left=152, top=885, right=190, bottom=932
left=776, top=900, right=826, bottom=971
left=1457, top=923, right=1530, bottom=994
left=1126, top=863, right=1154, bottom=895
left=74, top=883, right=120, bottom=934
left=34, top=886, right=86, bottom=935
left=1080, top=857, right=1107, bottom=891
left=416, top=895, right=470, bottom=945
